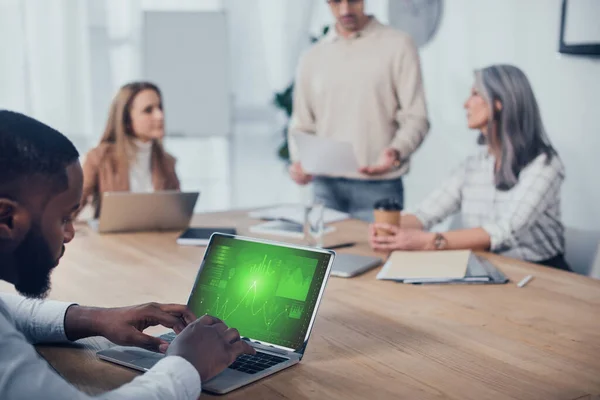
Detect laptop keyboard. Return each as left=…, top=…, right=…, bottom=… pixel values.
left=229, top=352, right=288, bottom=374
left=159, top=331, right=288, bottom=374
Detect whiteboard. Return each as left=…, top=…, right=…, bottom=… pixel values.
left=143, top=11, right=231, bottom=137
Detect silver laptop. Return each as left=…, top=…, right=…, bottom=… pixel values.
left=90, top=191, right=199, bottom=233
left=97, top=233, right=335, bottom=394
left=330, top=253, right=383, bottom=278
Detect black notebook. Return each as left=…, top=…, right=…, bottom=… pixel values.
left=176, top=227, right=237, bottom=246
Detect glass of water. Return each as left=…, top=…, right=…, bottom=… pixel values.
left=304, top=200, right=325, bottom=248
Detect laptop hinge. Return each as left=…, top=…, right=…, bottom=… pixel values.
left=251, top=342, right=295, bottom=357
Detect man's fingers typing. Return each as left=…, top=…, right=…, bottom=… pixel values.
left=229, top=339, right=256, bottom=358
left=144, top=308, right=186, bottom=333
left=212, top=322, right=229, bottom=335
left=158, top=304, right=197, bottom=325
left=197, top=314, right=223, bottom=326
left=130, top=331, right=165, bottom=352
left=223, top=328, right=241, bottom=344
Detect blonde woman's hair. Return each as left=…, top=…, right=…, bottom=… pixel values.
left=99, top=81, right=170, bottom=175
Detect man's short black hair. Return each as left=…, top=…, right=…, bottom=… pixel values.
left=0, top=110, right=79, bottom=194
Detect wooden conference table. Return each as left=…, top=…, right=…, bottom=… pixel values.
left=7, top=209, right=600, bottom=399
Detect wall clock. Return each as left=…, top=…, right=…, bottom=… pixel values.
left=388, top=0, right=444, bottom=48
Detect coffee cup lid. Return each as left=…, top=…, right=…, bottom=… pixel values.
left=374, top=198, right=402, bottom=211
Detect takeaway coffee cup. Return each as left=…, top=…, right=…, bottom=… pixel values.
left=373, top=198, right=402, bottom=236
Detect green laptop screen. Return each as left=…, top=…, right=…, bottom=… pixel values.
left=187, top=235, right=331, bottom=350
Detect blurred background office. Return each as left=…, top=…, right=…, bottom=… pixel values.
left=1, top=0, right=599, bottom=273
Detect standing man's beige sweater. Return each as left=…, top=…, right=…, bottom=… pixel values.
left=289, top=17, right=430, bottom=181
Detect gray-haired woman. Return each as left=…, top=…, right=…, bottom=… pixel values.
left=369, top=64, right=569, bottom=271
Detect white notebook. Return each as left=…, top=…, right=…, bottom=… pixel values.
left=376, top=250, right=471, bottom=281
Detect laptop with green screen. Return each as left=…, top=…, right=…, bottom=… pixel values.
left=97, top=233, right=335, bottom=394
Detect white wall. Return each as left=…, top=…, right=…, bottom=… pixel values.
left=224, top=0, right=277, bottom=112
left=404, top=0, right=600, bottom=231
left=225, top=0, right=316, bottom=116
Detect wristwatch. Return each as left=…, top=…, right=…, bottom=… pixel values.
left=433, top=233, right=447, bottom=250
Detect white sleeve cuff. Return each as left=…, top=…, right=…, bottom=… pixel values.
left=0, top=293, right=76, bottom=343
left=411, top=211, right=434, bottom=231
left=41, top=300, right=76, bottom=342
left=149, top=356, right=202, bottom=399
left=481, top=223, right=513, bottom=252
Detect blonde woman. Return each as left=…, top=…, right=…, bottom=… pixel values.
left=79, top=82, right=180, bottom=217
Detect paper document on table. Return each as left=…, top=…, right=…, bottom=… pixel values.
left=292, top=132, right=360, bottom=176
left=249, top=220, right=336, bottom=239
left=248, top=205, right=349, bottom=225
left=376, top=250, right=471, bottom=281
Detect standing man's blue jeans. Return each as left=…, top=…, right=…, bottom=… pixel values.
left=313, top=177, right=404, bottom=222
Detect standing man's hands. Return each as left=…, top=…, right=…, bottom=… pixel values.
left=289, top=161, right=313, bottom=185
left=167, top=315, right=256, bottom=382
left=359, top=148, right=401, bottom=176
left=290, top=147, right=400, bottom=180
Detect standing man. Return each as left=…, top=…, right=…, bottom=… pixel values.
left=288, top=0, right=430, bottom=221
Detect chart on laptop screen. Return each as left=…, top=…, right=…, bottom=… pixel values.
left=188, top=236, right=331, bottom=350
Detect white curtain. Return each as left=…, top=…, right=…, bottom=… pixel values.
left=0, top=0, right=93, bottom=143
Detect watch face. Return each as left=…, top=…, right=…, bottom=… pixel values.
left=435, top=233, right=446, bottom=250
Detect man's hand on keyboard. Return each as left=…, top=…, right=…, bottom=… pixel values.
left=65, top=302, right=197, bottom=353
left=166, top=315, right=256, bottom=382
